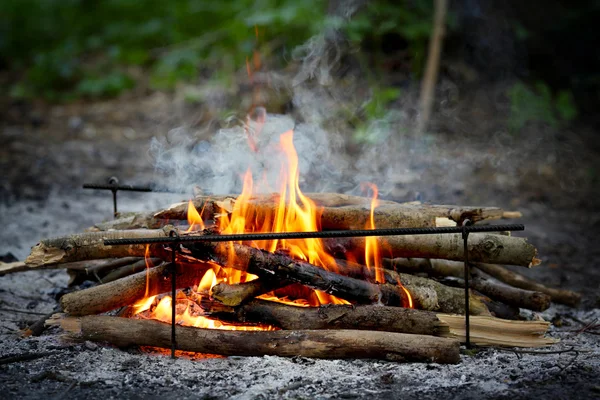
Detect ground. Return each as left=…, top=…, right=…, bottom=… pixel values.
left=1, top=86, right=599, bottom=399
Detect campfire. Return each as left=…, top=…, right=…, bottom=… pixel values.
left=10, top=126, right=581, bottom=365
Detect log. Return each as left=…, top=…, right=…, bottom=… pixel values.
left=25, top=228, right=171, bottom=268
left=153, top=193, right=506, bottom=228
left=436, top=314, right=558, bottom=347
left=208, top=300, right=555, bottom=347
left=332, top=259, right=491, bottom=315
left=215, top=300, right=449, bottom=336
left=66, top=257, right=144, bottom=286
left=325, top=233, right=539, bottom=267
left=91, top=212, right=165, bottom=231
left=60, top=315, right=461, bottom=364
left=211, top=278, right=291, bottom=306
left=102, top=258, right=163, bottom=283
left=60, top=261, right=212, bottom=316
left=193, top=242, right=410, bottom=307
left=190, top=242, right=490, bottom=314
left=474, top=263, right=581, bottom=306
left=383, top=258, right=551, bottom=311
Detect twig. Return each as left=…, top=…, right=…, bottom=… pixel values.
left=0, top=351, right=57, bottom=365
left=0, top=307, right=48, bottom=316
left=54, top=381, right=77, bottom=400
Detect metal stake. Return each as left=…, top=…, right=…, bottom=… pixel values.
left=108, top=177, right=119, bottom=218
left=169, top=229, right=180, bottom=359
left=462, top=219, right=472, bottom=348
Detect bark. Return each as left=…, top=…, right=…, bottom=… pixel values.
left=208, top=300, right=554, bottom=347
left=60, top=261, right=212, bottom=316
left=332, top=259, right=491, bottom=315
left=214, top=300, right=449, bottom=336
left=153, top=193, right=505, bottom=228
left=61, top=315, right=461, bottom=364
left=325, top=233, right=539, bottom=267
left=193, top=242, right=410, bottom=307
left=211, top=278, right=291, bottom=306
left=436, top=314, right=558, bottom=347
left=25, top=228, right=172, bottom=268
left=91, top=212, right=165, bottom=231
left=384, top=258, right=551, bottom=311
left=102, top=258, right=163, bottom=283
left=66, top=257, right=144, bottom=286
left=190, top=242, right=490, bottom=314
left=475, top=263, right=581, bottom=306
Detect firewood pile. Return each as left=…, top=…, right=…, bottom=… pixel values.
left=3, top=187, right=581, bottom=365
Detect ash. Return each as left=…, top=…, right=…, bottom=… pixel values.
left=1, top=267, right=599, bottom=399
left=0, top=196, right=599, bottom=398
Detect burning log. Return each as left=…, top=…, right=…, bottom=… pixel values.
left=208, top=300, right=556, bottom=347
left=475, top=263, right=581, bottom=306
left=213, top=300, right=448, bottom=335
left=383, top=258, right=552, bottom=311
left=59, top=315, right=461, bottom=364
left=153, top=193, right=509, bottom=229
left=60, top=261, right=212, bottom=316
left=326, top=233, right=539, bottom=267
left=191, top=242, right=491, bottom=315
left=25, top=229, right=171, bottom=268
left=211, top=278, right=291, bottom=306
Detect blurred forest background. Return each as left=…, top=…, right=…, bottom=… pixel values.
left=1, top=0, right=599, bottom=206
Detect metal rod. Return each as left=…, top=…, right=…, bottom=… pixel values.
left=104, top=224, right=524, bottom=246
left=83, top=183, right=155, bottom=192
left=462, top=220, right=472, bottom=348
left=112, top=189, right=118, bottom=218
left=169, top=230, right=179, bottom=359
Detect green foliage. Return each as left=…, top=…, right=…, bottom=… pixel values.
left=508, top=81, right=578, bottom=132
left=1, top=0, right=446, bottom=101
left=0, top=0, right=328, bottom=100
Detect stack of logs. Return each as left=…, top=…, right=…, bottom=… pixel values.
left=7, top=193, right=580, bottom=364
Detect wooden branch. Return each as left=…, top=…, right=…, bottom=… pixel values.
left=326, top=233, right=539, bottom=267
left=209, top=300, right=555, bottom=347
left=194, top=242, right=409, bottom=307
left=153, top=193, right=505, bottom=228
left=384, top=258, right=551, bottom=311
left=60, top=261, right=212, bottom=316
left=417, top=0, right=448, bottom=133
left=102, top=258, right=163, bottom=284
left=332, top=259, right=491, bottom=315
left=190, top=242, right=489, bottom=314
left=215, top=300, right=448, bottom=336
left=0, top=261, right=29, bottom=275
left=436, top=314, right=558, bottom=347
left=60, top=315, right=461, bottom=364
left=25, top=228, right=171, bottom=268
left=66, top=257, right=144, bottom=286
left=91, top=212, right=165, bottom=231
left=211, top=278, right=291, bottom=306
left=475, top=263, right=581, bottom=306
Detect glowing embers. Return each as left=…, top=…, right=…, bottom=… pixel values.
left=132, top=291, right=274, bottom=331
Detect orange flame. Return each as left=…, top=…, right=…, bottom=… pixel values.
left=363, top=183, right=385, bottom=283
left=186, top=199, right=205, bottom=232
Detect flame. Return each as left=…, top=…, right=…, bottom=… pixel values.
left=363, top=183, right=385, bottom=283
left=186, top=199, right=205, bottom=232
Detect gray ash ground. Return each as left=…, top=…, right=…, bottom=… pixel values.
left=1, top=94, right=600, bottom=399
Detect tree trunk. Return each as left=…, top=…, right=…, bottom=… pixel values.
left=60, top=315, right=461, bottom=364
